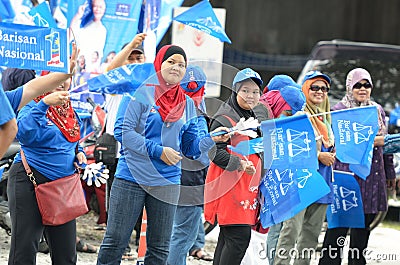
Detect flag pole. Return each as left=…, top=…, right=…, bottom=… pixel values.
left=308, top=105, right=378, bottom=118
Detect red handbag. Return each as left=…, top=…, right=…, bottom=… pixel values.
left=21, top=150, right=88, bottom=226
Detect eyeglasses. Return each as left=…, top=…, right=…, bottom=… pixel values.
left=353, top=82, right=372, bottom=89
left=309, top=85, right=329, bottom=92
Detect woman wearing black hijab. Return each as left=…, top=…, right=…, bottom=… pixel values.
left=205, top=68, right=264, bottom=265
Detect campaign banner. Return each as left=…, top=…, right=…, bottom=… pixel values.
left=261, top=114, right=318, bottom=170
left=0, top=22, right=68, bottom=72
left=331, top=106, right=379, bottom=179
left=326, top=171, right=365, bottom=228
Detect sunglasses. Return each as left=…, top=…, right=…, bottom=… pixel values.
left=310, top=85, right=329, bottom=92
left=353, top=82, right=372, bottom=89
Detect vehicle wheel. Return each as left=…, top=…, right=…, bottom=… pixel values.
left=204, top=221, right=217, bottom=235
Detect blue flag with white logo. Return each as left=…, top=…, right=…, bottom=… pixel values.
left=260, top=168, right=301, bottom=225
left=87, top=63, right=157, bottom=94
left=326, top=171, right=365, bottom=228
left=0, top=22, right=68, bottom=73
left=28, top=1, right=58, bottom=28
left=331, top=106, right=379, bottom=179
left=173, top=0, right=231, bottom=43
left=261, top=114, right=318, bottom=170
left=259, top=167, right=330, bottom=228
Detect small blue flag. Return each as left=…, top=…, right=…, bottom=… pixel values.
left=326, top=171, right=365, bottom=228
left=28, top=1, right=58, bottom=28
left=259, top=168, right=301, bottom=227
left=331, top=106, right=379, bottom=179
left=291, top=169, right=331, bottom=214
left=87, top=63, right=157, bottom=94
left=173, top=0, right=231, bottom=44
left=383, top=133, right=400, bottom=154
left=227, top=137, right=263, bottom=156
left=0, top=0, right=15, bottom=20
left=261, top=114, right=318, bottom=170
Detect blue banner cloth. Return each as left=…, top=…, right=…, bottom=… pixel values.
left=261, top=114, right=318, bottom=170
left=87, top=63, right=157, bottom=94
left=0, top=22, right=68, bottom=72
left=326, top=171, right=365, bottom=228
left=173, top=0, right=231, bottom=43
left=331, top=106, right=379, bottom=179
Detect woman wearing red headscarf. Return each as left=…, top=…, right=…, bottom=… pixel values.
left=96, top=45, right=229, bottom=265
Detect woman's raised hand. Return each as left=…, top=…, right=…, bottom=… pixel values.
left=42, top=91, right=70, bottom=106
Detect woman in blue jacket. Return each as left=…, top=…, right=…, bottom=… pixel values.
left=96, top=45, right=228, bottom=265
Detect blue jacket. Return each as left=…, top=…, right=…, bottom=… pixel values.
left=14, top=100, right=83, bottom=180
left=114, top=86, right=214, bottom=186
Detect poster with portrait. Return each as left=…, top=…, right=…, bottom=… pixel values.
left=67, top=0, right=142, bottom=75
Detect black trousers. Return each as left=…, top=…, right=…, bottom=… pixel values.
left=318, top=214, right=376, bottom=265
left=7, top=162, right=77, bottom=265
left=213, top=225, right=251, bottom=265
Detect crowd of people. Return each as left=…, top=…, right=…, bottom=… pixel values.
left=1, top=31, right=400, bottom=265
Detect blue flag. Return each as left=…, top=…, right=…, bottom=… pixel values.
left=87, top=63, right=157, bottom=94
left=326, top=171, right=365, bottom=228
left=331, top=106, right=379, bottom=179
left=173, top=0, right=231, bottom=44
left=0, top=22, right=68, bottom=73
left=292, top=169, right=331, bottom=214
left=28, top=1, right=58, bottom=28
left=0, top=0, right=15, bottom=20
left=227, top=137, right=263, bottom=156
left=261, top=114, right=318, bottom=170
left=259, top=167, right=330, bottom=228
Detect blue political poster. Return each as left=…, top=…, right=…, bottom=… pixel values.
left=326, top=171, right=365, bottom=228
left=0, top=22, right=68, bottom=72
left=67, top=0, right=142, bottom=68
left=261, top=114, right=318, bottom=170
left=331, top=106, right=379, bottom=179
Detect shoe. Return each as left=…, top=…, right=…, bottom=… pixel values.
left=190, top=248, right=213, bottom=261
left=76, top=239, right=97, bottom=253
left=38, top=240, right=49, bottom=254
left=94, top=223, right=107, bottom=230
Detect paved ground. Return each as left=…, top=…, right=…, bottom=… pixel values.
left=1, top=214, right=400, bottom=264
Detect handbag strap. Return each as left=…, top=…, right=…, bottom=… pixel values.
left=20, top=149, right=38, bottom=188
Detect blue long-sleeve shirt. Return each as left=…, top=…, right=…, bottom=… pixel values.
left=0, top=87, right=17, bottom=125
left=5, top=86, right=23, bottom=114
left=14, top=100, right=83, bottom=180
left=114, top=86, right=214, bottom=186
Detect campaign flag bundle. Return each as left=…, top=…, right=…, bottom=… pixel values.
left=331, top=106, right=379, bottom=179
left=326, top=171, right=365, bottom=228
left=0, top=22, right=68, bottom=73
left=261, top=114, right=318, bottom=171
left=173, top=0, right=231, bottom=43
left=87, top=63, right=157, bottom=94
